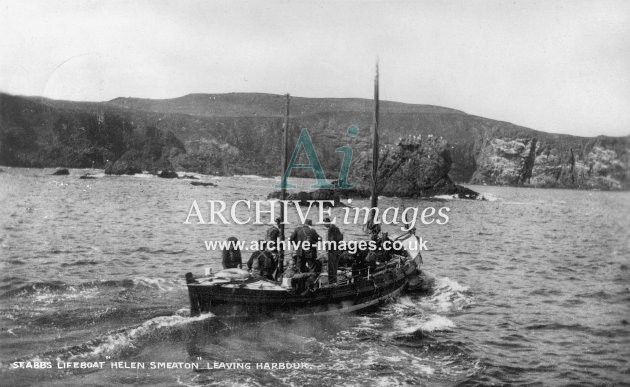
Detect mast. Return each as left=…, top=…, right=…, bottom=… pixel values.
left=279, top=93, right=290, bottom=274
left=369, top=62, right=380, bottom=225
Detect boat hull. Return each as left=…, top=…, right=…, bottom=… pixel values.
left=188, top=261, right=417, bottom=318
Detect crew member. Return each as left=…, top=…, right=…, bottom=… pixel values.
left=323, top=217, right=343, bottom=284
left=266, top=217, right=284, bottom=278
left=289, top=219, right=321, bottom=272
left=266, top=217, right=282, bottom=251
left=247, top=241, right=276, bottom=280
left=221, top=236, right=242, bottom=269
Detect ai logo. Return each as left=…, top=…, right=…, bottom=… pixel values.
left=275, top=125, right=359, bottom=189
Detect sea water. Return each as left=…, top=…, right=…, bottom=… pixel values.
left=0, top=168, right=628, bottom=386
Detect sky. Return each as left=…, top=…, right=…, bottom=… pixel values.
left=1, top=0, right=629, bottom=137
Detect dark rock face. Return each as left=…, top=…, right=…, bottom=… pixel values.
left=470, top=136, right=629, bottom=190
left=158, top=170, right=178, bottom=178
left=417, top=176, right=480, bottom=199
left=52, top=168, right=69, bottom=175
left=267, top=135, right=479, bottom=200
left=346, top=135, right=478, bottom=198
left=79, top=174, right=96, bottom=179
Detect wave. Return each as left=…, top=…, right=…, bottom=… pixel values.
left=431, top=193, right=497, bottom=202
left=394, top=314, right=456, bottom=335
left=432, top=194, right=458, bottom=200
left=436, top=277, right=468, bottom=293
left=131, top=173, right=156, bottom=178
left=385, top=277, right=465, bottom=337
left=1, top=277, right=184, bottom=299
left=420, top=315, right=456, bottom=332
left=131, top=277, right=184, bottom=292
left=14, top=312, right=216, bottom=363
left=128, top=246, right=187, bottom=255
left=390, top=275, right=472, bottom=315
left=422, top=277, right=473, bottom=313
left=81, top=313, right=215, bottom=358
left=60, top=260, right=99, bottom=267
left=232, top=174, right=273, bottom=180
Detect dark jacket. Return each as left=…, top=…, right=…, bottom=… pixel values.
left=248, top=250, right=276, bottom=279
left=266, top=225, right=281, bottom=252
left=326, top=224, right=343, bottom=251
left=290, top=225, right=320, bottom=257
left=305, top=258, right=322, bottom=275
left=221, top=238, right=242, bottom=269
left=266, top=225, right=280, bottom=242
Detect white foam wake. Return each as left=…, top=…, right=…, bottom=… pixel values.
left=394, top=314, right=456, bottom=335
left=425, top=277, right=472, bottom=313
left=419, top=314, right=456, bottom=332
left=436, top=277, right=469, bottom=293
left=84, top=313, right=214, bottom=358
left=133, top=277, right=184, bottom=292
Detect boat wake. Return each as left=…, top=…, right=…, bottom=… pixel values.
left=305, top=275, right=481, bottom=385
left=77, top=312, right=215, bottom=359
left=421, top=276, right=474, bottom=313
left=8, top=312, right=217, bottom=366
left=1, top=277, right=185, bottom=301
left=372, top=274, right=471, bottom=341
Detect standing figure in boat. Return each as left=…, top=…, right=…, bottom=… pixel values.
left=266, top=217, right=281, bottom=250
left=289, top=219, right=321, bottom=272
left=221, top=236, right=242, bottom=269
left=323, top=217, right=343, bottom=285
left=265, top=217, right=283, bottom=278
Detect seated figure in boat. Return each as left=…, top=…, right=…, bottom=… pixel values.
left=368, top=224, right=406, bottom=262
left=221, top=236, right=242, bottom=269
left=280, top=258, right=297, bottom=287
left=289, top=219, right=321, bottom=273
left=280, top=253, right=323, bottom=293
left=292, top=255, right=323, bottom=294
left=247, top=241, right=276, bottom=280
left=350, top=249, right=376, bottom=280
left=304, top=257, right=323, bottom=291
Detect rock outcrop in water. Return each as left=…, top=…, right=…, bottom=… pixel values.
left=157, top=170, right=178, bottom=178
left=52, top=168, right=69, bottom=175
left=190, top=181, right=216, bottom=187
left=346, top=135, right=480, bottom=198
left=267, top=189, right=342, bottom=205
left=311, top=134, right=481, bottom=199
left=104, top=154, right=142, bottom=175
left=267, top=135, right=480, bottom=200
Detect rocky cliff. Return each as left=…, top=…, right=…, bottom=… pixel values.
left=470, top=135, right=628, bottom=190
left=1, top=92, right=628, bottom=190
